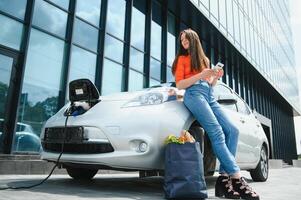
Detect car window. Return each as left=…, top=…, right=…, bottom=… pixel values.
left=236, top=97, right=251, bottom=115
left=213, top=84, right=233, bottom=98
left=213, top=84, right=237, bottom=112
left=16, top=124, right=26, bottom=132
left=221, top=103, right=237, bottom=112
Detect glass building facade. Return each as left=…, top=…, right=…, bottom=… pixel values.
left=0, top=0, right=298, bottom=161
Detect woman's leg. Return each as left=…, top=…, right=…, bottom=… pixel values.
left=209, top=100, right=239, bottom=174
left=184, top=90, right=240, bottom=175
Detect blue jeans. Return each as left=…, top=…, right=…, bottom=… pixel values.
left=183, top=80, right=240, bottom=175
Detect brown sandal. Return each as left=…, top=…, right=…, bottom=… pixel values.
left=231, top=177, right=260, bottom=200
left=215, top=175, right=240, bottom=199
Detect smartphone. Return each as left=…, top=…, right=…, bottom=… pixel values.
left=214, top=62, right=224, bottom=69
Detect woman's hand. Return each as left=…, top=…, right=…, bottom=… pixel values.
left=200, top=69, right=218, bottom=81
left=208, top=68, right=224, bottom=86
left=216, top=68, right=224, bottom=78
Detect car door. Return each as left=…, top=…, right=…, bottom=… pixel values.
left=235, top=97, right=259, bottom=163
left=213, top=84, right=249, bottom=163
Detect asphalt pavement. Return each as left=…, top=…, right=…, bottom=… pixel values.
left=0, top=167, right=300, bottom=200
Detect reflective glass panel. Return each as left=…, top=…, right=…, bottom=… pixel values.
left=131, top=2, right=145, bottom=50
left=73, top=18, right=98, bottom=52
left=104, top=34, right=124, bottom=63
left=33, top=0, right=67, bottom=38
left=0, top=15, right=23, bottom=50
left=149, top=78, right=160, bottom=87
left=130, top=47, right=144, bottom=72
left=219, top=0, right=226, bottom=28
left=0, top=54, right=13, bottom=119
left=227, top=0, right=234, bottom=37
left=68, top=45, right=97, bottom=83
left=48, top=0, right=69, bottom=10
left=200, top=0, right=209, bottom=9
left=76, top=0, right=101, bottom=26
left=150, top=58, right=161, bottom=80
left=101, top=59, right=124, bottom=95
left=210, top=0, right=219, bottom=19
left=151, top=1, right=162, bottom=60
left=233, top=2, right=240, bottom=43
left=128, top=70, right=144, bottom=92
left=166, top=67, right=173, bottom=82
left=0, top=0, right=27, bottom=20
left=167, top=13, right=176, bottom=66
left=239, top=10, right=245, bottom=50
left=17, top=29, right=65, bottom=150
left=106, top=0, right=126, bottom=39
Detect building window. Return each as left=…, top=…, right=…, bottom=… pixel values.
left=131, top=0, right=145, bottom=51
left=128, top=0, right=146, bottom=91
left=104, top=34, right=124, bottom=64
left=0, top=0, right=27, bottom=20
left=150, top=1, right=162, bottom=84
left=32, top=0, right=68, bottom=38
left=210, top=0, right=219, bottom=25
left=167, top=12, right=176, bottom=82
left=17, top=29, right=65, bottom=152
left=130, top=47, right=144, bottom=73
left=0, top=14, right=23, bottom=50
left=219, top=0, right=227, bottom=32
left=48, top=0, right=69, bottom=10
left=75, top=0, right=101, bottom=26
left=106, top=0, right=126, bottom=40
left=128, top=70, right=144, bottom=92
left=68, top=45, right=97, bottom=85
left=150, top=57, right=161, bottom=80
left=151, top=1, right=162, bottom=60
left=233, top=2, right=240, bottom=45
left=73, top=18, right=99, bottom=52
left=101, top=59, right=124, bottom=95
left=0, top=55, right=13, bottom=119
left=226, top=0, right=234, bottom=39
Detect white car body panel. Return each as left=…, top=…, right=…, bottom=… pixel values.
left=41, top=83, right=269, bottom=172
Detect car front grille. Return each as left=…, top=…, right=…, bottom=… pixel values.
left=42, top=127, right=114, bottom=154
left=42, top=142, right=114, bottom=154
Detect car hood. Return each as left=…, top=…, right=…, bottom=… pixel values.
left=100, top=90, right=146, bottom=101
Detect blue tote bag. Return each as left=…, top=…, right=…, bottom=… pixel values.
left=164, top=142, right=208, bottom=199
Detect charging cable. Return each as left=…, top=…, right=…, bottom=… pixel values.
left=0, top=113, right=70, bottom=190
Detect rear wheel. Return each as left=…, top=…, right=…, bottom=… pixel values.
left=250, top=146, right=268, bottom=182
left=66, top=167, right=98, bottom=180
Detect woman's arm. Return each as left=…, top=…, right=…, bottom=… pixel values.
left=176, top=69, right=217, bottom=90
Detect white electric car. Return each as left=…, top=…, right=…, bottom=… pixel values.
left=41, top=79, right=269, bottom=182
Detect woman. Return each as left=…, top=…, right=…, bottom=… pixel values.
left=172, top=28, right=259, bottom=200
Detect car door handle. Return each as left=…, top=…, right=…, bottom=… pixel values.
left=240, top=118, right=245, bottom=123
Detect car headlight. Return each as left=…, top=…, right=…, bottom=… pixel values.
left=122, top=92, right=165, bottom=108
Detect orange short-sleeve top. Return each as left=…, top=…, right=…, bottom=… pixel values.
left=175, top=55, right=201, bottom=84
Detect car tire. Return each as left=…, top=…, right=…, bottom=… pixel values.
left=250, top=146, right=269, bottom=182
left=66, top=167, right=98, bottom=180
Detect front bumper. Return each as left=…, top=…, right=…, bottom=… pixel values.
left=41, top=100, right=189, bottom=170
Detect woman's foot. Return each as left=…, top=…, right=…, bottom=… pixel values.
left=215, top=175, right=240, bottom=199
left=231, top=177, right=260, bottom=200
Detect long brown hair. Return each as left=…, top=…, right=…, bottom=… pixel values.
left=172, top=29, right=209, bottom=75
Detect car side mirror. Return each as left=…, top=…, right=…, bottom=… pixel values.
left=217, top=93, right=237, bottom=105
